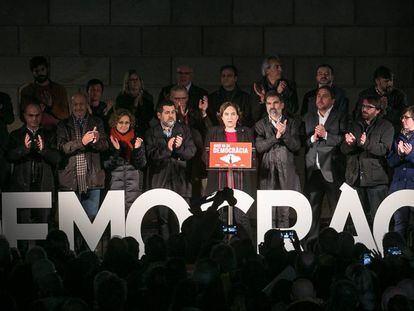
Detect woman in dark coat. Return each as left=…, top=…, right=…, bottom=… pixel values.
left=115, top=70, right=154, bottom=137
left=105, top=109, right=147, bottom=212
left=387, top=106, right=414, bottom=239
left=204, top=102, right=255, bottom=238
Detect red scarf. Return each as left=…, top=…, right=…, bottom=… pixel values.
left=110, top=128, right=135, bottom=161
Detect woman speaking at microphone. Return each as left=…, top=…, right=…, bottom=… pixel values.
left=204, top=102, right=255, bottom=238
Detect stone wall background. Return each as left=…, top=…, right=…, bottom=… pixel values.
left=1, top=0, right=413, bottom=128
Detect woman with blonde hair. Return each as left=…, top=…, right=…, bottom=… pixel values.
left=115, top=70, right=154, bottom=137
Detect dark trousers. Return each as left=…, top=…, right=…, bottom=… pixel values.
left=356, top=185, right=388, bottom=227
left=394, top=206, right=414, bottom=239
left=305, top=170, right=341, bottom=240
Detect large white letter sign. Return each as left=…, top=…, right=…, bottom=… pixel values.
left=374, top=189, right=414, bottom=254
left=257, top=190, right=312, bottom=251
left=330, top=183, right=377, bottom=252
left=125, top=189, right=192, bottom=257
left=59, top=191, right=125, bottom=251
left=2, top=192, right=51, bottom=247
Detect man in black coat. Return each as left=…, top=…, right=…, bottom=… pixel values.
left=208, top=65, right=252, bottom=126
left=255, top=90, right=301, bottom=228
left=301, top=64, right=348, bottom=117
left=7, top=101, right=60, bottom=223
left=353, top=66, right=408, bottom=133
left=341, top=96, right=394, bottom=226
left=303, top=86, right=348, bottom=239
left=145, top=100, right=196, bottom=240
left=157, top=64, right=208, bottom=111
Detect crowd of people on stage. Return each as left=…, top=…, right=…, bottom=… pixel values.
left=0, top=55, right=413, bottom=243
left=0, top=54, right=414, bottom=310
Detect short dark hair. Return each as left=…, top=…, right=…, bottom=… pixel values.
left=156, top=100, right=175, bottom=114
left=264, top=90, right=283, bottom=103
left=29, top=56, right=48, bottom=71
left=317, top=85, right=335, bottom=99
left=86, top=79, right=104, bottom=92
left=220, top=65, right=238, bottom=77
left=402, top=105, right=414, bottom=118
left=316, top=64, right=334, bottom=74
left=374, top=66, right=393, bottom=80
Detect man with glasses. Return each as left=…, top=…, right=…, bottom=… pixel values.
left=353, top=66, right=408, bottom=133
left=158, top=64, right=208, bottom=111
left=342, top=96, right=394, bottom=227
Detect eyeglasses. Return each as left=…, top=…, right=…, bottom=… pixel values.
left=118, top=121, right=131, bottom=125
left=401, top=115, right=413, bottom=121
left=177, top=71, right=192, bottom=75
left=361, top=104, right=377, bottom=110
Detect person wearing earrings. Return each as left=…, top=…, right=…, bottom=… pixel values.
left=387, top=106, right=414, bottom=239
left=105, top=109, right=147, bottom=212
left=204, top=101, right=255, bottom=237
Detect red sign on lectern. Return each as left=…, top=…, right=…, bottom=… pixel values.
left=209, top=142, right=252, bottom=168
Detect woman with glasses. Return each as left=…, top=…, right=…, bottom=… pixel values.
left=105, top=109, right=147, bottom=212
left=387, top=106, right=414, bottom=239
left=115, top=70, right=154, bottom=137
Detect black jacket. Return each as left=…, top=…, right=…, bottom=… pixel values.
left=7, top=126, right=60, bottom=192
left=145, top=122, right=196, bottom=198
left=250, top=77, right=298, bottom=122
left=158, top=83, right=208, bottom=111
left=304, top=107, right=349, bottom=183
left=255, top=115, right=301, bottom=191
left=57, top=115, right=108, bottom=191
left=208, top=86, right=252, bottom=126
left=341, top=117, right=394, bottom=187
left=104, top=137, right=147, bottom=210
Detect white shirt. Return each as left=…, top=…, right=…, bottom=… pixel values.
left=311, top=105, right=333, bottom=169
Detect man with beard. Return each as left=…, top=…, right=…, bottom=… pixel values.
left=20, top=56, right=69, bottom=130
left=208, top=65, right=252, bottom=126
left=304, top=86, right=348, bottom=240
left=341, top=96, right=394, bottom=227
left=145, top=100, right=196, bottom=240
left=301, top=64, right=349, bottom=117
left=255, top=90, right=301, bottom=228
left=354, top=66, right=408, bottom=133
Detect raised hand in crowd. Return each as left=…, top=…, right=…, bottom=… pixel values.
left=344, top=132, right=356, bottom=146
left=360, top=132, right=367, bottom=145
left=398, top=140, right=412, bottom=156
left=198, top=95, right=208, bottom=117
left=82, top=126, right=99, bottom=145
left=277, top=80, right=287, bottom=94
left=110, top=135, right=120, bottom=150
left=167, top=137, right=175, bottom=151
left=313, top=124, right=327, bottom=141
left=174, top=135, right=183, bottom=149
left=253, top=82, right=265, bottom=103
left=36, top=135, right=44, bottom=151
left=24, top=133, right=32, bottom=149
left=275, top=119, right=287, bottom=139
left=134, top=137, right=143, bottom=149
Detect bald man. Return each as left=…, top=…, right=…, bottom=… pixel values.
left=158, top=64, right=208, bottom=110
left=57, top=92, right=108, bottom=222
